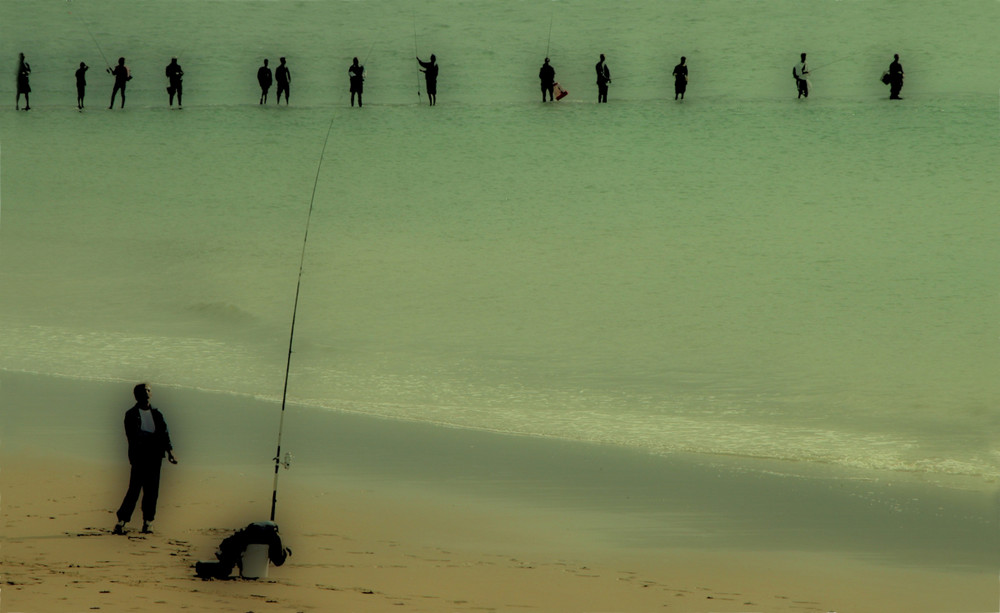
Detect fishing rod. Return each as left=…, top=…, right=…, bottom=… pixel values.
left=412, top=10, right=422, bottom=102
left=67, top=1, right=111, bottom=70
left=269, top=115, right=336, bottom=522
left=362, top=40, right=377, bottom=66
left=350, top=41, right=376, bottom=85
left=545, top=15, right=554, bottom=58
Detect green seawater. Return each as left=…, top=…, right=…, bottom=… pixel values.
left=1, top=0, right=997, bottom=483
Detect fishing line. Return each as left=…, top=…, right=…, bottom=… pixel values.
left=67, top=1, right=111, bottom=70
left=362, top=40, right=377, bottom=65
left=270, top=115, right=336, bottom=522
left=809, top=52, right=865, bottom=73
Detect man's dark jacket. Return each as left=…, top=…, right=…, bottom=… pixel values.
left=124, top=405, right=173, bottom=464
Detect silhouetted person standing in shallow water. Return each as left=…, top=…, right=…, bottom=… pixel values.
left=793, top=52, right=810, bottom=98
left=887, top=53, right=904, bottom=100
left=108, top=57, right=131, bottom=109
left=16, top=53, right=31, bottom=110
left=349, top=57, right=364, bottom=107
left=672, top=56, right=688, bottom=100
left=75, top=62, right=88, bottom=109
left=595, top=53, right=610, bottom=103
left=417, top=55, right=438, bottom=106
left=275, top=57, right=290, bottom=104
left=113, top=383, right=177, bottom=536
left=165, top=57, right=183, bottom=108
left=257, top=59, right=272, bottom=104
left=539, top=58, right=555, bottom=102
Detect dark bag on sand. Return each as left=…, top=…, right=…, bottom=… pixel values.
left=195, top=521, right=291, bottom=580
left=195, top=559, right=231, bottom=580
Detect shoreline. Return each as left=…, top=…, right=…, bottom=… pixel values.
left=3, top=367, right=996, bottom=492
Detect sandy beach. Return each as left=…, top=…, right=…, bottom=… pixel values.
left=2, top=372, right=995, bottom=613
left=3, top=452, right=993, bottom=613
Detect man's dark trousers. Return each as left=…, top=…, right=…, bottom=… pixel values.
left=116, top=455, right=162, bottom=522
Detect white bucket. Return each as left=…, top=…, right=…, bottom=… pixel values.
left=241, top=543, right=269, bottom=579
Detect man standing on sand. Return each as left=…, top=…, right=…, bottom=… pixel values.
left=257, top=58, right=272, bottom=104
left=114, top=383, right=177, bottom=535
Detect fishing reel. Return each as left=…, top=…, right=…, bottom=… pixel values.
left=273, top=452, right=292, bottom=470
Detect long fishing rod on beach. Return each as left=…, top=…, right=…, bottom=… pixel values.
left=269, top=116, right=336, bottom=522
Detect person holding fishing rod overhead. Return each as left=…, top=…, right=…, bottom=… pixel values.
left=416, top=54, right=438, bottom=106
left=108, top=56, right=131, bottom=109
